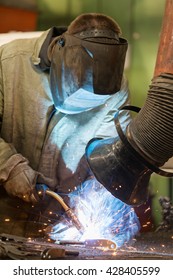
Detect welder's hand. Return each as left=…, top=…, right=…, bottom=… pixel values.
left=3, top=161, right=38, bottom=204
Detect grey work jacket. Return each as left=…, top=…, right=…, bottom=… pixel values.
left=0, top=30, right=131, bottom=193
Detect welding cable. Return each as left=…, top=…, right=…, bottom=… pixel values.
left=36, top=184, right=70, bottom=212
left=44, top=189, right=70, bottom=212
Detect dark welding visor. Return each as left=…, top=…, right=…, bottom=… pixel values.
left=50, top=30, right=128, bottom=108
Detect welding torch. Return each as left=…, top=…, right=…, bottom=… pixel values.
left=35, top=184, right=84, bottom=235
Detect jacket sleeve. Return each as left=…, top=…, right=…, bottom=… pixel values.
left=95, top=76, right=131, bottom=139
left=0, top=56, right=20, bottom=179
left=0, top=57, right=37, bottom=201
left=0, top=51, right=19, bottom=176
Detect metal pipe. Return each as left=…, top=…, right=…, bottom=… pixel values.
left=154, top=0, right=173, bottom=77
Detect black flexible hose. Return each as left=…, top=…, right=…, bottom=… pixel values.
left=128, top=73, right=173, bottom=166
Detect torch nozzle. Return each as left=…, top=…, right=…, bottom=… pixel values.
left=65, top=208, right=85, bottom=235
left=36, top=184, right=84, bottom=234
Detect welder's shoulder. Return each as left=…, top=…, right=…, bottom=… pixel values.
left=0, top=37, right=37, bottom=61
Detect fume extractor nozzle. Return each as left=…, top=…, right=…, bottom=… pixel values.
left=85, top=107, right=151, bottom=206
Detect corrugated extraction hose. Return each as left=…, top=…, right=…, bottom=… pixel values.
left=128, top=0, right=173, bottom=167
left=128, top=73, right=173, bottom=166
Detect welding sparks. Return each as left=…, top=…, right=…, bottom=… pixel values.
left=48, top=178, right=140, bottom=248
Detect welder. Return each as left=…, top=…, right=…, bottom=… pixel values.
left=0, top=13, right=139, bottom=237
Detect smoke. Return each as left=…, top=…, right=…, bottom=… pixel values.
left=49, top=178, right=140, bottom=248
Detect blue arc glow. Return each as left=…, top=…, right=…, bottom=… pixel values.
left=49, top=178, right=140, bottom=248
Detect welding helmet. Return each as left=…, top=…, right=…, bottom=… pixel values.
left=49, top=29, right=128, bottom=114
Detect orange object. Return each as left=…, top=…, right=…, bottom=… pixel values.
left=0, top=6, right=38, bottom=32
left=154, top=0, right=173, bottom=77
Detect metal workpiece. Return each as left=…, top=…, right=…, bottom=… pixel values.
left=0, top=234, right=79, bottom=260
left=58, top=239, right=116, bottom=250
left=0, top=233, right=117, bottom=260
left=41, top=248, right=79, bottom=259
left=0, top=232, right=173, bottom=260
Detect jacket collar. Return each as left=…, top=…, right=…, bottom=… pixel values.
left=31, top=27, right=67, bottom=71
